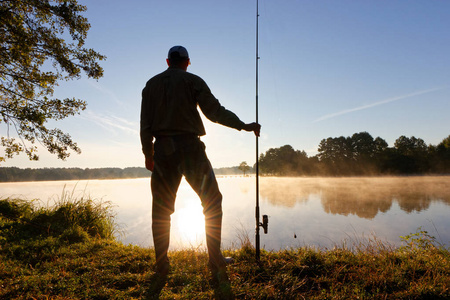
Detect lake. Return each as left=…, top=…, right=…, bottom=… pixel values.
left=1, top=176, right=449, bottom=250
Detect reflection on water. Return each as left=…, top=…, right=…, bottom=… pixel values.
left=256, top=176, right=450, bottom=250
left=260, top=176, right=450, bottom=219
left=1, top=176, right=449, bottom=250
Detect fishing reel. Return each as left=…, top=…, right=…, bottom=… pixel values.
left=259, top=214, right=269, bottom=234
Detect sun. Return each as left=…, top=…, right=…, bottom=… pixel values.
left=173, top=200, right=206, bottom=247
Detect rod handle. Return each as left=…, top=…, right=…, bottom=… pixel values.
left=260, top=214, right=268, bottom=234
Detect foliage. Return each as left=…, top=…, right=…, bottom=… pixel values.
left=400, top=227, right=443, bottom=252
left=0, top=0, right=105, bottom=163
left=0, top=166, right=150, bottom=182
left=214, top=165, right=244, bottom=175
left=258, top=132, right=450, bottom=176
left=259, top=145, right=309, bottom=176
left=429, top=135, right=450, bottom=174
left=0, top=192, right=117, bottom=245
left=1, top=199, right=449, bottom=299
left=1, top=132, right=449, bottom=181
left=238, top=161, right=250, bottom=176
left=317, top=132, right=388, bottom=175
left=0, top=165, right=253, bottom=182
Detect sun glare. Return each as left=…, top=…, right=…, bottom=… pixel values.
left=173, top=199, right=206, bottom=247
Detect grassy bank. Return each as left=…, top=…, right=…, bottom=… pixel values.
left=0, top=197, right=449, bottom=299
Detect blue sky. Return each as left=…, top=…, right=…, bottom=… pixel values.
left=2, top=0, right=449, bottom=169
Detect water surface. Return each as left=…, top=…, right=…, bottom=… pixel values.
left=1, top=176, right=449, bottom=250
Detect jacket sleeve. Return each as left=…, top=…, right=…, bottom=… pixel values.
left=195, top=78, right=246, bottom=131
left=140, top=85, right=154, bottom=157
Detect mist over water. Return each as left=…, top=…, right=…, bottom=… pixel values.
left=1, top=176, right=449, bottom=250
left=256, top=176, right=450, bottom=249
left=260, top=177, right=449, bottom=218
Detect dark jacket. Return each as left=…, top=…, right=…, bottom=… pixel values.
left=140, top=67, right=245, bottom=157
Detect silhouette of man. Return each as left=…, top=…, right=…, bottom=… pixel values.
left=140, top=46, right=260, bottom=287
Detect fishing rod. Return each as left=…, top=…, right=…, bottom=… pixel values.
left=255, top=0, right=268, bottom=263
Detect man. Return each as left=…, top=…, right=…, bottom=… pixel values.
left=140, top=46, right=260, bottom=286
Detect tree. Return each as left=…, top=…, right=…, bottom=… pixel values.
left=374, top=137, right=388, bottom=154
left=392, top=136, right=429, bottom=173
left=259, top=145, right=310, bottom=176
left=430, top=135, right=450, bottom=173
left=317, top=136, right=353, bottom=174
left=238, top=161, right=250, bottom=176
left=394, top=136, right=427, bottom=156
left=317, top=132, right=389, bottom=175
left=350, top=132, right=374, bottom=159
left=1, top=0, right=105, bottom=163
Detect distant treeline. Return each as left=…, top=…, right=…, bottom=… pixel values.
left=0, top=167, right=151, bottom=182
left=259, top=132, right=450, bottom=176
left=0, top=166, right=244, bottom=182
left=1, top=132, right=448, bottom=181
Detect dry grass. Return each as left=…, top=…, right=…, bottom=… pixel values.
left=1, top=197, right=449, bottom=299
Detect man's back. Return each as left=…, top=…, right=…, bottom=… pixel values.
left=141, top=67, right=207, bottom=137
left=141, top=66, right=247, bottom=160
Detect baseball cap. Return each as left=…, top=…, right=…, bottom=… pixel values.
left=168, top=46, right=189, bottom=60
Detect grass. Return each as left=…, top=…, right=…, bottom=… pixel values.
left=0, top=196, right=449, bottom=299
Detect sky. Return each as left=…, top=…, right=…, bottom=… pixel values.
left=2, top=0, right=450, bottom=169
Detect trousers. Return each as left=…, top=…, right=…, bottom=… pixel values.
left=151, top=134, right=226, bottom=272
